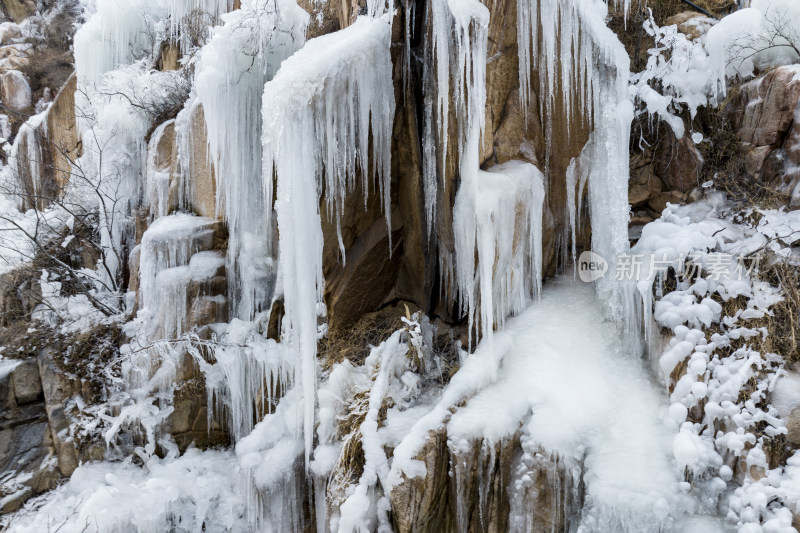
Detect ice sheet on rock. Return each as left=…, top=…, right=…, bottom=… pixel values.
left=261, top=14, right=395, bottom=464
left=194, top=0, right=307, bottom=320
left=454, top=160, right=545, bottom=348
left=233, top=388, right=306, bottom=531
left=187, top=319, right=292, bottom=443
left=6, top=110, right=48, bottom=210
left=144, top=119, right=175, bottom=218
left=138, top=213, right=218, bottom=339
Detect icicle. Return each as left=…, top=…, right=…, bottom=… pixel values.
left=565, top=134, right=592, bottom=273
left=187, top=323, right=293, bottom=443
left=517, top=0, right=633, bottom=318
left=7, top=111, right=48, bottom=211
left=421, top=0, right=489, bottom=238
left=454, top=161, right=545, bottom=350
left=145, top=119, right=176, bottom=218
left=194, top=0, right=307, bottom=320
left=261, top=14, right=395, bottom=466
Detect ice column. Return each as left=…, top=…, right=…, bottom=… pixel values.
left=422, top=0, right=489, bottom=239
left=261, top=14, right=395, bottom=463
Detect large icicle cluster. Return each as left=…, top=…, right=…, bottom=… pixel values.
left=194, top=0, right=308, bottom=319
left=261, top=14, right=395, bottom=464
left=422, top=0, right=489, bottom=240
left=75, top=0, right=240, bottom=83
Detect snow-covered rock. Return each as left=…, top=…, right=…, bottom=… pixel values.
left=0, top=69, right=30, bottom=111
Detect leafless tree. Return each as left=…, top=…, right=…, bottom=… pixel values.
left=727, top=7, right=800, bottom=73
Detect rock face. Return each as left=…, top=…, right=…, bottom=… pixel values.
left=388, top=430, right=580, bottom=533
left=726, top=66, right=800, bottom=205
left=653, top=130, right=703, bottom=193
left=0, top=358, right=59, bottom=513
left=13, top=73, right=80, bottom=210
left=183, top=102, right=217, bottom=219
left=0, top=0, right=35, bottom=24
left=339, top=0, right=592, bottom=328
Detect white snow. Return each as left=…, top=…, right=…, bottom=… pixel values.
left=5, top=449, right=248, bottom=533
left=443, top=280, right=685, bottom=531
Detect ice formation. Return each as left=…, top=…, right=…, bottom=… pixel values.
left=454, top=160, right=545, bottom=347
left=421, top=0, right=488, bottom=241
left=261, top=13, right=395, bottom=463
left=8, top=0, right=800, bottom=531
left=194, top=0, right=308, bottom=319
left=138, top=213, right=219, bottom=338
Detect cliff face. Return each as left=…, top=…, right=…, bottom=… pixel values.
left=2, top=0, right=800, bottom=530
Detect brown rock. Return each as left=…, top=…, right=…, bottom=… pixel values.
left=37, top=349, right=81, bottom=477
left=629, top=156, right=662, bottom=206
left=389, top=430, right=454, bottom=533
left=1, top=0, right=35, bottom=23
left=188, top=294, right=227, bottom=328
left=787, top=406, right=800, bottom=445
left=13, top=74, right=81, bottom=210
left=648, top=190, right=685, bottom=214
left=184, top=101, right=217, bottom=218
left=785, top=120, right=800, bottom=166
left=735, top=67, right=800, bottom=148
left=744, top=145, right=773, bottom=178
left=653, top=130, right=702, bottom=192
left=147, top=119, right=180, bottom=215
left=664, top=12, right=714, bottom=41
left=158, top=41, right=181, bottom=71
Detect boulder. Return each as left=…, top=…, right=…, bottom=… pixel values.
left=648, top=190, right=685, bottom=215
left=11, top=358, right=41, bottom=405
left=629, top=155, right=662, bottom=206
left=158, top=41, right=181, bottom=71
left=0, top=404, right=59, bottom=514
left=0, top=68, right=30, bottom=111
left=653, top=130, right=703, bottom=192
left=736, top=67, right=800, bottom=148
left=664, top=12, right=715, bottom=41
